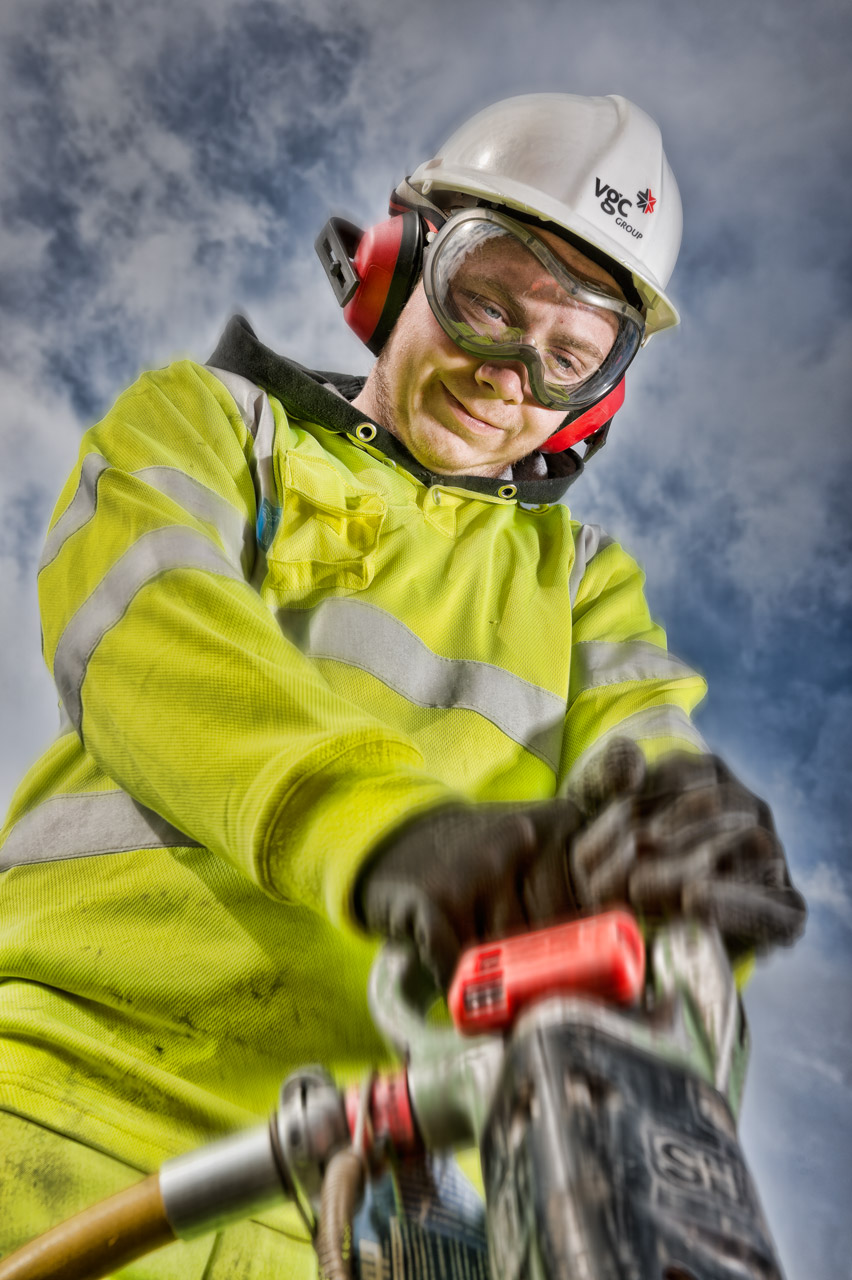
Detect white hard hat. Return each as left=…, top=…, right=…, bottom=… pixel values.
left=407, top=93, right=682, bottom=337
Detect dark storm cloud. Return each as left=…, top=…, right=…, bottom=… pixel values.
left=0, top=481, right=53, bottom=583
left=141, top=3, right=368, bottom=214
left=0, top=0, right=368, bottom=417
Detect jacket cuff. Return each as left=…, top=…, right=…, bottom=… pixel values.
left=261, top=741, right=461, bottom=935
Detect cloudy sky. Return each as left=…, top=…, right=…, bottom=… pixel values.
left=0, top=0, right=849, bottom=1273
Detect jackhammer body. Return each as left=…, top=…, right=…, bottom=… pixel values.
left=370, top=918, right=783, bottom=1280
left=0, top=916, right=786, bottom=1280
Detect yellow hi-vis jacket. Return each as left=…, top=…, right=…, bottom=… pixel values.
left=0, top=317, right=707, bottom=1173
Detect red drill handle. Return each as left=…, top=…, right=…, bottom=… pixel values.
left=344, top=1070, right=421, bottom=1156
left=447, top=910, right=645, bottom=1036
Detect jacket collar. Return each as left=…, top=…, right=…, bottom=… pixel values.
left=208, top=315, right=584, bottom=503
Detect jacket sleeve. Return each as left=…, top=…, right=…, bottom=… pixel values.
left=559, top=522, right=709, bottom=786
left=37, top=360, right=457, bottom=931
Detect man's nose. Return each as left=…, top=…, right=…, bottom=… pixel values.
left=474, top=360, right=527, bottom=405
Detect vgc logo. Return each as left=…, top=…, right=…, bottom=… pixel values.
left=594, top=178, right=655, bottom=241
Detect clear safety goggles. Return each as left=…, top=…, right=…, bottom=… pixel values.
left=422, top=207, right=645, bottom=411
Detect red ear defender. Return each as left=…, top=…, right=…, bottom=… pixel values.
left=315, top=213, right=426, bottom=355
left=539, top=378, right=626, bottom=453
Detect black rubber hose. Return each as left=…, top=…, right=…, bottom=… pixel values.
left=314, top=1149, right=366, bottom=1280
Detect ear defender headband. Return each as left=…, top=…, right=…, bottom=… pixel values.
left=314, top=197, right=628, bottom=450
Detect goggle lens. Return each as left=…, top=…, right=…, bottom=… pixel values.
left=424, top=210, right=644, bottom=411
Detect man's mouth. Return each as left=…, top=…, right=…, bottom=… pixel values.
left=441, top=385, right=504, bottom=436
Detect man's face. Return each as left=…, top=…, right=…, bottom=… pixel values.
left=353, top=227, right=624, bottom=479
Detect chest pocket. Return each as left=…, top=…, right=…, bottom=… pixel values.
left=267, top=449, right=387, bottom=608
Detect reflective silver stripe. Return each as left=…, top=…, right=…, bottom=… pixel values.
left=565, top=705, right=710, bottom=791
left=40, top=455, right=251, bottom=576
left=206, top=367, right=277, bottom=498
left=569, top=640, right=701, bottom=704
left=206, top=367, right=264, bottom=442
left=54, top=526, right=245, bottom=732
left=0, top=790, right=200, bottom=872
left=135, top=466, right=252, bottom=572
left=300, top=597, right=566, bottom=771
left=207, top=367, right=277, bottom=588
left=39, top=453, right=110, bottom=573
left=569, top=524, right=613, bottom=609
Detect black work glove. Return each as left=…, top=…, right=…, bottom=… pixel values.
left=355, top=800, right=584, bottom=989
left=568, top=739, right=807, bottom=955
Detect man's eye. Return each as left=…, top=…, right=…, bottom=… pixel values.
left=455, top=288, right=508, bottom=327
left=480, top=300, right=504, bottom=322
left=468, top=294, right=506, bottom=324
left=550, top=351, right=580, bottom=380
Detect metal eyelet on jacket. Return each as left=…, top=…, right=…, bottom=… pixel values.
left=497, top=484, right=517, bottom=501
left=355, top=423, right=377, bottom=442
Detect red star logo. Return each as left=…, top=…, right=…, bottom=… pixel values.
left=637, top=188, right=656, bottom=215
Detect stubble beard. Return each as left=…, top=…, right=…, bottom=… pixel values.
left=359, top=337, right=521, bottom=479
left=363, top=342, right=400, bottom=443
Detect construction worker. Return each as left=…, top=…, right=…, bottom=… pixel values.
left=0, top=94, right=805, bottom=1275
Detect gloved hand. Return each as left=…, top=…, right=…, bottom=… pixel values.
left=568, top=739, right=807, bottom=954
left=355, top=800, right=583, bottom=989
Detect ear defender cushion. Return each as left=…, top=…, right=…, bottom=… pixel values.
left=540, top=378, right=626, bottom=452
left=343, top=212, right=425, bottom=355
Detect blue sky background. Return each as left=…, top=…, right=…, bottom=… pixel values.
left=0, top=0, right=849, bottom=1273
